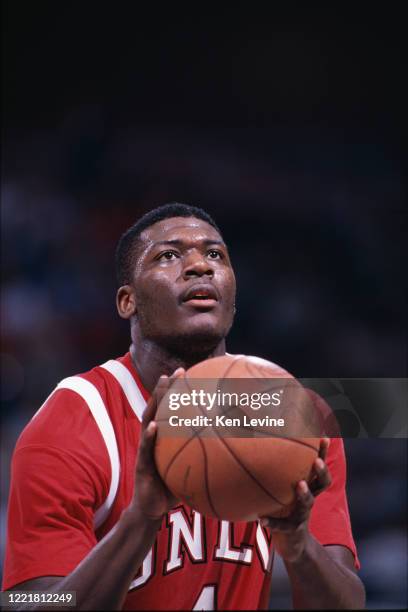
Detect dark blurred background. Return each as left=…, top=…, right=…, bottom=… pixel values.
left=1, top=2, right=406, bottom=608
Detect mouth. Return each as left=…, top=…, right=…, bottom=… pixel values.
left=181, top=284, right=219, bottom=309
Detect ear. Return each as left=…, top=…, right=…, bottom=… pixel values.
left=116, top=285, right=137, bottom=319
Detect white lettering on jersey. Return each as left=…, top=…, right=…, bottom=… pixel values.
left=129, top=547, right=154, bottom=590
left=214, top=521, right=252, bottom=564
left=256, top=522, right=272, bottom=571
left=165, top=509, right=204, bottom=573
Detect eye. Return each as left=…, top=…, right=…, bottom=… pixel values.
left=207, top=250, right=222, bottom=259
left=158, top=251, right=179, bottom=261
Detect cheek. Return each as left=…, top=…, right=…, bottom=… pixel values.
left=221, top=271, right=236, bottom=304
left=136, top=274, right=177, bottom=310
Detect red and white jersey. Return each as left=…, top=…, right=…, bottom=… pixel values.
left=3, top=352, right=359, bottom=610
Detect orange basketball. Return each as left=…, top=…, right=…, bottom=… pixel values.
left=154, top=354, right=321, bottom=522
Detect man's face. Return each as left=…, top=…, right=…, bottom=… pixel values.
left=131, top=216, right=236, bottom=351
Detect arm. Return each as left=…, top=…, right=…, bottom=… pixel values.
left=260, top=439, right=365, bottom=610
left=13, top=506, right=161, bottom=611
left=286, top=542, right=364, bottom=610
left=7, top=371, right=184, bottom=611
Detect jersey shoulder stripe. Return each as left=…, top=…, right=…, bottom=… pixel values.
left=99, top=359, right=147, bottom=422
left=55, top=376, right=120, bottom=529
left=28, top=354, right=146, bottom=529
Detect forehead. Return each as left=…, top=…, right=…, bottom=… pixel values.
left=139, top=216, right=223, bottom=247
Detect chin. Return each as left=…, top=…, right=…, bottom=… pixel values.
left=164, top=323, right=227, bottom=358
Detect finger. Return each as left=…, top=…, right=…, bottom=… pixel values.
left=156, top=368, right=185, bottom=406
left=319, top=437, right=330, bottom=461
left=142, top=369, right=185, bottom=429
left=259, top=516, right=289, bottom=530
left=136, top=421, right=158, bottom=474
left=171, top=366, right=186, bottom=377
left=260, top=481, right=314, bottom=529
left=294, top=480, right=315, bottom=521
left=169, top=367, right=185, bottom=384
left=155, top=368, right=185, bottom=413
left=155, top=373, right=176, bottom=407
left=142, top=375, right=169, bottom=429
left=310, top=457, right=332, bottom=495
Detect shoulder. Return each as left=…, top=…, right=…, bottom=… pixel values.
left=14, top=351, right=148, bottom=461
left=14, top=358, right=128, bottom=464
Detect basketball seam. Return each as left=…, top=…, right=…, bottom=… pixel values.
left=196, top=434, right=221, bottom=519
left=160, top=363, right=318, bottom=519
left=194, top=399, right=289, bottom=509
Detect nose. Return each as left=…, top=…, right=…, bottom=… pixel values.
left=182, top=250, right=214, bottom=279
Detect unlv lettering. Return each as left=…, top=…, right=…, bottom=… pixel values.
left=214, top=520, right=271, bottom=569
left=165, top=508, right=206, bottom=573
left=214, top=521, right=252, bottom=564
left=129, top=510, right=272, bottom=591
left=129, top=546, right=155, bottom=590
left=256, top=523, right=273, bottom=572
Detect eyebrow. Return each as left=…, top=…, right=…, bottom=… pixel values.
left=151, top=239, right=226, bottom=249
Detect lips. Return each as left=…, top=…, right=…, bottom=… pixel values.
left=181, top=284, right=219, bottom=304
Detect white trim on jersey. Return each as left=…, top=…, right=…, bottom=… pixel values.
left=100, top=359, right=147, bottom=422
left=56, top=376, right=121, bottom=530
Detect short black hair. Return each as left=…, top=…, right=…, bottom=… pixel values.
left=115, top=202, right=222, bottom=285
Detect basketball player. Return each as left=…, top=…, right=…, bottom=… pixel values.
left=3, top=203, right=365, bottom=609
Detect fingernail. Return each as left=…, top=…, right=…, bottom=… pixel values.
left=299, top=481, right=308, bottom=493
left=316, top=458, right=324, bottom=469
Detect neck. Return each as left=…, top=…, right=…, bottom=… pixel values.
left=129, top=336, right=226, bottom=393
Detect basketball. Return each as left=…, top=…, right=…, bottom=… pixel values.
left=154, top=354, right=322, bottom=522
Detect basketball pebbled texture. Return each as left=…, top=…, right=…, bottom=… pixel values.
left=154, top=354, right=321, bottom=522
